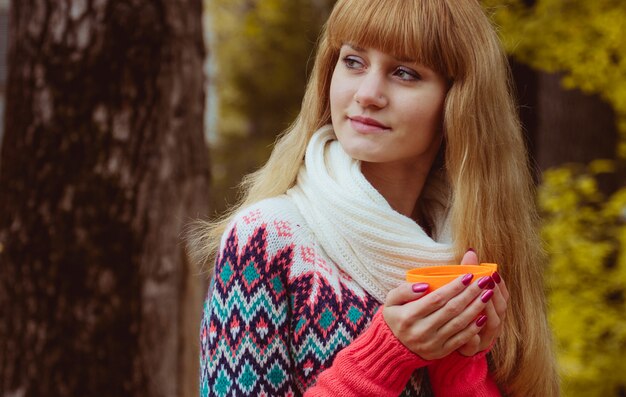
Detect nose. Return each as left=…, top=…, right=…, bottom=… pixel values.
left=354, top=72, right=388, bottom=108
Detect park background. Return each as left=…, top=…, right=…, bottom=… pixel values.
left=0, top=0, right=624, bottom=396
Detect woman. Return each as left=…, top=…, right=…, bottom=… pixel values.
left=190, top=0, right=559, bottom=395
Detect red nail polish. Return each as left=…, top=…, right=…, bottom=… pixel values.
left=481, top=289, right=494, bottom=303
left=487, top=280, right=496, bottom=289
left=476, top=315, right=488, bottom=327
left=492, top=271, right=502, bottom=284
left=477, top=276, right=492, bottom=289
left=461, top=273, right=474, bottom=286
left=467, top=248, right=476, bottom=253
left=412, top=283, right=429, bottom=293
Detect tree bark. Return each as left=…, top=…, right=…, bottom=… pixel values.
left=0, top=1, right=210, bottom=396
left=535, top=72, right=618, bottom=171
left=511, top=63, right=619, bottom=192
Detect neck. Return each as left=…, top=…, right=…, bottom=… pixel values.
left=361, top=161, right=430, bottom=219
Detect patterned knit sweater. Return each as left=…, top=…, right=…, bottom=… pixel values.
left=199, top=196, right=500, bottom=396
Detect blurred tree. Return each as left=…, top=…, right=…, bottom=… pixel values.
left=208, top=0, right=333, bottom=212
left=0, top=1, right=210, bottom=397
left=481, top=1, right=626, bottom=395
left=485, top=0, right=626, bottom=163
left=539, top=162, right=626, bottom=397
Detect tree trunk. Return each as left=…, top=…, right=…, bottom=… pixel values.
left=0, top=1, right=210, bottom=396
left=511, top=63, right=620, bottom=192
left=535, top=72, right=618, bottom=171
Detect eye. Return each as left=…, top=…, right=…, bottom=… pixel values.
left=394, top=67, right=421, bottom=81
left=342, top=55, right=365, bottom=70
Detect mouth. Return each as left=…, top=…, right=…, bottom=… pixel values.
left=348, top=115, right=390, bottom=132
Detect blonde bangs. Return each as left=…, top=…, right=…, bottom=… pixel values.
left=326, top=0, right=457, bottom=78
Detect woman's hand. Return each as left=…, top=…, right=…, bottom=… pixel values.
left=456, top=251, right=509, bottom=356
left=382, top=255, right=496, bottom=361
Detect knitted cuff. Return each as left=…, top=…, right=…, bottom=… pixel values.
left=429, top=349, right=488, bottom=376
left=427, top=350, right=499, bottom=397
left=342, top=309, right=431, bottom=392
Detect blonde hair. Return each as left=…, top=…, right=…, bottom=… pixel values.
left=189, top=0, right=559, bottom=395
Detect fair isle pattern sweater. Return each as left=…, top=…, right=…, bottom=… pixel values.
left=199, top=196, right=499, bottom=396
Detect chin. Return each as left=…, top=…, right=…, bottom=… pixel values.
left=342, top=147, right=387, bottom=163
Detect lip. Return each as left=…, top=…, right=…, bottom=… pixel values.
left=348, top=115, right=390, bottom=133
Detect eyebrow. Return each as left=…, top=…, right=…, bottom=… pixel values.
left=344, top=43, right=416, bottom=64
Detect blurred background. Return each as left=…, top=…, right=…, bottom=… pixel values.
left=0, top=0, right=624, bottom=396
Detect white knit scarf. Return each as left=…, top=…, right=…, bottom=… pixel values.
left=287, top=125, right=456, bottom=303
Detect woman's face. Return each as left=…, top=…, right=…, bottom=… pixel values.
left=330, top=44, right=448, bottom=171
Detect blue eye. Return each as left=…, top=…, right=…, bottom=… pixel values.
left=394, top=67, right=420, bottom=81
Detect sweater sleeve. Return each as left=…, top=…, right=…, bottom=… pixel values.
left=199, top=219, right=298, bottom=396
left=305, top=309, right=502, bottom=397
left=304, top=309, right=431, bottom=397
left=427, top=350, right=501, bottom=397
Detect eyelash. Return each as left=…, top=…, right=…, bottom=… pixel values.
left=394, top=68, right=420, bottom=81
left=342, top=56, right=364, bottom=69
left=341, top=56, right=421, bottom=81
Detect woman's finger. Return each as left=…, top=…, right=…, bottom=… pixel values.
left=492, top=271, right=510, bottom=301
left=435, top=282, right=494, bottom=338
left=489, top=272, right=509, bottom=320
left=403, top=273, right=477, bottom=318
left=442, top=314, right=487, bottom=352
left=427, top=274, right=494, bottom=327
left=460, top=249, right=479, bottom=266
left=478, top=301, right=502, bottom=343
left=460, top=299, right=504, bottom=355
left=384, top=282, right=430, bottom=307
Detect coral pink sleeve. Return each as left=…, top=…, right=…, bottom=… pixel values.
left=304, top=309, right=431, bottom=397
left=427, top=350, right=501, bottom=397
left=305, top=308, right=502, bottom=397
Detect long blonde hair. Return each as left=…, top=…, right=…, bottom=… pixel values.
left=189, top=0, right=559, bottom=395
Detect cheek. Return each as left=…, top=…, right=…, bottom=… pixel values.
left=407, top=95, right=445, bottom=129
left=428, top=89, right=447, bottom=123
left=329, top=83, right=338, bottom=115
left=329, top=70, right=340, bottom=109
left=329, top=73, right=354, bottom=111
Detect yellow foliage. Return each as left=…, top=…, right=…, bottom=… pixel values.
left=205, top=0, right=331, bottom=212
left=480, top=3, right=626, bottom=391
left=484, top=0, right=626, bottom=153
left=539, top=165, right=626, bottom=396
left=208, top=0, right=322, bottom=138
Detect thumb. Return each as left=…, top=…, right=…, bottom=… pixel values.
left=461, top=248, right=479, bottom=265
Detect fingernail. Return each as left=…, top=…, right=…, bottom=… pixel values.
left=412, top=283, right=429, bottom=293
left=487, top=280, right=496, bottom=289
left=467, top=248, right=476, bottom=253
left=481, top=289, right=494, bottom=303
left=461, top=273, right=474, bottom=286
left=492, top=271, right=502, bottom=284
left=477, top=276, right=492, bottom=289
left=476, top=315, right=488, bottom=327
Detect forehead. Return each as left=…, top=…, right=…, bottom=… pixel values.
left=326, top=0, right=454, bottom=77
left=343, top=43, right=417, bottom=64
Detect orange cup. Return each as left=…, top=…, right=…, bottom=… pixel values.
left=406, top=263, right=498, bottom=291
